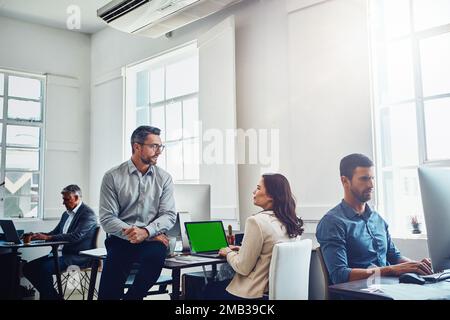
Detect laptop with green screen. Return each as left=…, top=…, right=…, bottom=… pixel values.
left=184, top=221, right=228, bottom=258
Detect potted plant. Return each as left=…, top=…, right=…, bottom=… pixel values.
left=411, top=215, right=421, bottom=234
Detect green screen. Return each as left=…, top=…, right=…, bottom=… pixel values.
left=185, top=222, right=228, bottom=252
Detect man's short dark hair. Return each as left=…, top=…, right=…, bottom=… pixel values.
left=61, top=184, right=82, bottom=197
left=130, top=126, right=161, bottom=154
left=340, top=153, right=374, bottom=180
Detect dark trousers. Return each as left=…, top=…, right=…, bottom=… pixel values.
left=203, top=279, right=268, bottom=300
left=23, top=255, right=69, bottom=300
left=203, top=279, right=246, bottom=300
left=98, top=236, right=167, bottom=300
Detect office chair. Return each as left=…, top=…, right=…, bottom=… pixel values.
left=268, top=239, right=312, bottom=300
left=306, top=246, right=331, bottom=300
left=124, top=263, right=173, bottom=298
left=315, top=246, right=331, bottom=300
left=56, top=226, right=101, bottom=300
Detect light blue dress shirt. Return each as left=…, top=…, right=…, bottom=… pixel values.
left=99, top=159, right=177, bottom=241
left=316, top=200, right=402, bottom=284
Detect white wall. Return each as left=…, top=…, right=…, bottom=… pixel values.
left=0, top=16, right=91, bottom=259
left=288, top=0, right=373, bottom=227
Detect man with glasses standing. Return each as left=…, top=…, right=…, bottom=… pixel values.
left=98, top=126, right=176, bottom=300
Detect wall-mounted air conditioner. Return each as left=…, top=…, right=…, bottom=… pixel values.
left=97, top=0, right=241, bottom=38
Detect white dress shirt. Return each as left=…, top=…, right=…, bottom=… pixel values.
left=57, top=201, right=83, bottom=251
left=62, top=201, right=83, bottom=234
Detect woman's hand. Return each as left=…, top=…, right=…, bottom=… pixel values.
left=219, top=247, right=231, bottom=257
left=228, top=245, right=240, bottom=251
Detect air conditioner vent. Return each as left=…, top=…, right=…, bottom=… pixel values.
left=97, top=0, right=242, bottom=38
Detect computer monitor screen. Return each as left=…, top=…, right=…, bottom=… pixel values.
left=167, top=184, right=211, bottom=235
left=184, top=221, right=228, bottom=253
left=166, top=184, right=211, bottom=250
left=418, top=166, right=450, bottom=272
left=174, top=184, right=211, bottom=221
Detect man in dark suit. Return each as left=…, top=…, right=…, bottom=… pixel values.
left=23, top=185, right=98, bottom=300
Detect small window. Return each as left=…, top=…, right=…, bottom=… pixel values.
left=0, top=70, right=45, bottom=219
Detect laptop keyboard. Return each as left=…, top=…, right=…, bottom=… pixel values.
left=422, top=271, right=450, bottom=283
left=192, top=253, right=223, bottom=259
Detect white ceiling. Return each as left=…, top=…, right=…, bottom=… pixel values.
left=0, top=0, right=112, bottom=34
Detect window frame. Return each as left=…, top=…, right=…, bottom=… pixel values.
left=0, top=69, right=46, bottom=220
left=125, top=42, right=200, bottom=183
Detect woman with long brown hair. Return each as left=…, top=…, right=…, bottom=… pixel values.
left=208, top=173, right=304, bottom=299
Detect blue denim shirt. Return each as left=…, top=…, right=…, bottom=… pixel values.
left=316, top=200, right=402, bottom=284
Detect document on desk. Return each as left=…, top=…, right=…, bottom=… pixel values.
left=371, top=281, right=450, bottom=300
left=79, top=248, right=107, bottom=257
left=166, top=255, right=222, bottom=264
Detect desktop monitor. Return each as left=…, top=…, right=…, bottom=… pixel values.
left=418, top=166, right=450, bottom=272
left=167, top=184, right=211, bottom=251
left=173, top=184, right=211, bottom=222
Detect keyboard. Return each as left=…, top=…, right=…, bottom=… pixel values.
left=192, top=252, right=223, bottom=259
left=422, top=271, right=450, bottom=283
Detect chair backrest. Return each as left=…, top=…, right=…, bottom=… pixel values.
left=90, top=226, right=101, bottom=249
left=308, top=247, right=330, bottom=300
left=269, top=239, right=312, bottom=300
left=89, top=226, right=102, bottom=271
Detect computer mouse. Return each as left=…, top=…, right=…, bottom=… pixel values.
left=398, top=273, right=426, bottom=285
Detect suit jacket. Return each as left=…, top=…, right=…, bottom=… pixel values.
left=46, top=203, right=98, bottom=267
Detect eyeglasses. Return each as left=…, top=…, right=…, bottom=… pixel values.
left=140, top=143, right=165, bottom=152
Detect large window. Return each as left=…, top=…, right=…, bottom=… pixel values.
left=370, top=0, right=450, bottom=236
left=126, top=44, right=199, bottom=182
left=0, top=70, right=45, bottom=219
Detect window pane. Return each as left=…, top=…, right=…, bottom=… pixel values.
left=420, top=32, right=450, bottom=97
left=381, top=168, right=424, bottom=236
left=156, top=146, right=166, bottom=170
left=4, top=196, right=38, bottom=218
left=424, top=97, right=450, bottom=160
left=166, top=56, right=199, bottom=99
left=0, top=123, right=2, bottom=143
left=166, top=142, right=183, bottom=181
left=7, top=125, right=40, bottom=148
left=150, top=68, right=164, bottom=104
left=136, top=107, right=149, bottom=127
left=382, top=0, right=411, bottom=39
left=8, top=99, right=41, bottom=121
left=8, top=76, right=41, bottom=100
left=5, top=172, right=38, bottom=196
left=0, top=73, right=4, bottom=95
left=166, top=101, right=182, bottom=141
left=6, top=148, right=39, bottom=171
left=413, top=0, right=450, bottom=31
left=136, top=70, right=149, bottom=107
left=183, top=98, right=198, bottom=138
left=0, top=97, right=2, bottom=119
left=150, top=106, right=165, bottom=141
left=385, top=39, right=415, bottom=102
left=183, top=139, right=199, bottom=181
left=379, top=104, right=419, bottom=167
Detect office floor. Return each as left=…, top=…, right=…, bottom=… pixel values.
left=23, top=272, right=172, bottom=300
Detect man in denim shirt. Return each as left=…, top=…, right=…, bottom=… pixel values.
left=317, top=153, right=432, bottom=284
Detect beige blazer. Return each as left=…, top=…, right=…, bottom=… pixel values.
left=225, top=210, right=296, bottom=299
